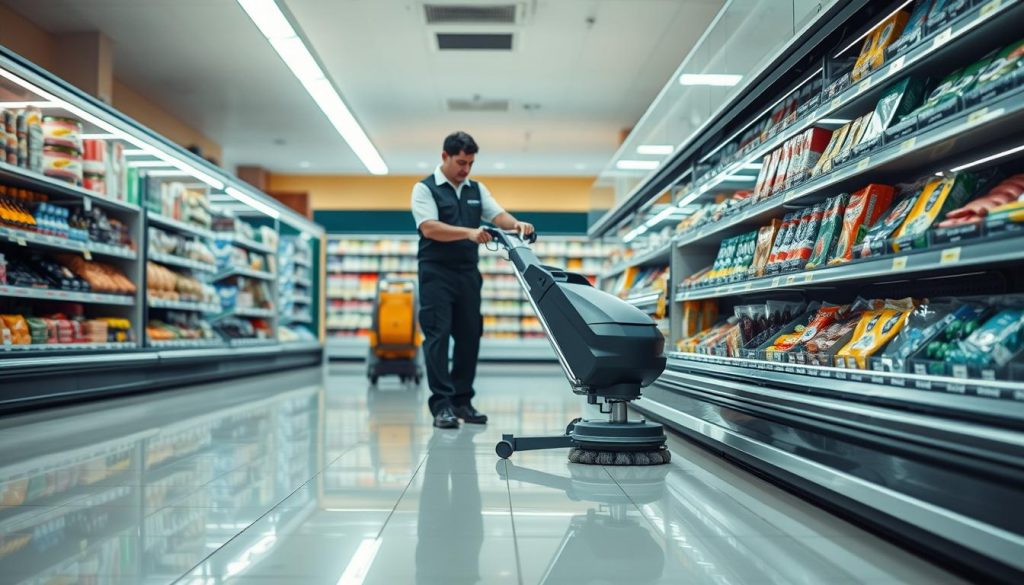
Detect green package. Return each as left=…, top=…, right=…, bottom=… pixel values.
left=27, top=317, right=48, bottom=344
left=861, top=78, right=926, bottom=145
left=858, top=190, right=921, bottom=258
left=806, top=194, right=847, bottom=269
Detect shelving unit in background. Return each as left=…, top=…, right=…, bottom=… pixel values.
left=325, top=234, right=615, bottom=360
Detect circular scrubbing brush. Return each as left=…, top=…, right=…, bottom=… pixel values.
left=568, top=446, right=671, bottom=466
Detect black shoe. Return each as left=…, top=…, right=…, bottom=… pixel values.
left=454, top=405, right=488, bottom=424
left=433, top=407, right=460, bottom=429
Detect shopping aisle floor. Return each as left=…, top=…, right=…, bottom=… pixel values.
left=0, top=363, right=965, bottom=585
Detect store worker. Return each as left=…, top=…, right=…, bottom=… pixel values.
left=412, top=131, right=534, bottom=429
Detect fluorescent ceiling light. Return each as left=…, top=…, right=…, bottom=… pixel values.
left=679, top=74, right=742, bottom=87
left=950, top=143, right=1024, bottom=173
left=236, top=0, right=387, bottom=175
left=722, top=174, right=757, bottom=182
left=818, top=118, right=851, bottom=125
left=144, top=170, right=192, bottom=177
left=741, top=162, right=763, bottom=170
left=0, top=100, right=54, bottom=108
left=637, top=145, right=674, bottom=155
left=123, top=149, right=150, bottom=156
left=80, top=133, right=118, bottom=140
left=227, top=186, right=282, bottom=218
left=616, top=160, right=659, bottom=170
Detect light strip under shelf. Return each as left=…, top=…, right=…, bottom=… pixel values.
left=236, top=0, right=387, bottom=175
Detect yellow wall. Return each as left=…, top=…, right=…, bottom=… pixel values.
left=268, top=174, right=594, bottom=212
left=0, top=8, right=222, bottom=161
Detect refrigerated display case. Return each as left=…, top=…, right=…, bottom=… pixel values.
left=590, top=1, right=1024, bottom=581
left=0, top=44, right=325, bottom=411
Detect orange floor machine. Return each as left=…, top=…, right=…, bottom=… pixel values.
left=367, top=277, right=423, bottom=386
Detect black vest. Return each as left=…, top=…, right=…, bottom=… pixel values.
left=417, top=175, right=483, bottom=267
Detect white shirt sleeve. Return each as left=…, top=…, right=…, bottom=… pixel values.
left=477, top=181, right=505, bottom=223
left=411, top=182, right=438, bottom=228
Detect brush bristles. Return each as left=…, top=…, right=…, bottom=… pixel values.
left=568, top=447, right=671, bottom=466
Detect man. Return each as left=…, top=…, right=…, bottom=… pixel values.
left=411, top=131, right=534, bottom=429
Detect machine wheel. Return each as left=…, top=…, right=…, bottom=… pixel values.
left=566, top=417, right=583, bottom=435
left=495, top=441, right=514, bottom=459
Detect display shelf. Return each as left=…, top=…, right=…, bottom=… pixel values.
left=677, top=88, right=1024, bottom=252
left=219, top=307, right=275, bottom=319
left=293, top=295, right=313, bottom=305
left=227, top=337, right=277, bottom=348
left=294, top=257, right=313, bottom=268
left=0, top=160, right=140, bottom=214
left=0, top=226, right=137, bottom=260
left=1, top=341, right=137, bottom=353
left=294, top=276, right=313, bottom=288
left=148, top=338, right=225, bottom=349
left=0, top=284, right=134, bottom=305
left=148, top=297, right=220, bottom=313
left=666, top=351, right=1024, bottom=413
left=675, top=236, right=1024, bottom=302
left=215, top=267, right=275, bottom=281
left=282, top=315, right=313, bottom=325
left=217, top=234, right=274, bottom=255
left=600, top=241, right=672, bottom=280
left=148, top=213, right=216, bottom=240
left=148, top=251, right=217, bottom=273
left=684, top=0, right=1024, bottom=210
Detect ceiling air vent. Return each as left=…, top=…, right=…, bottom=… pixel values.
left=437, top=33, right=513, bottom=51
left=446, top=98, right=510, bottom=112
left=424, top=4, right=519, bottom=25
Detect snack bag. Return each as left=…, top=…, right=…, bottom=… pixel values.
left=829, top=184, right=896, bottom=264
left=860, top=78, right=926, bottom=146
left=793, top=304, right=844, bottom=348
left=748, top=219, right=780, bottom=278
left=770, top=139, right=794, bottom=195
left=881, top=301, right=963, bottom=370
left=806, top=193, right=847, bottom=269
left=766, top=212, right=798, bottom=272
left=894, top=172, right=977, bottom=249
left=777, top=208, right=812, bottom=267
left=946, top=309, right=1024, bottom=368
left=852, top=28, right=882, bottom=82
left=1, top=314, right=30, bottom=345
left=857, top=189, right=920, bottom=257
left=811, top=123, right=851, bottom=178
left=789, top=203, right=825, bottom=267
left=853, top=10, right=910, bottom=80
left=973, top=39, right=1024, bottom=94
left=756, top=149, right=783, bottom=201
left=836, top=298, right=915, bottom=368
left=787, top=127, right=833, bottom=187
left=681, top=301, right=702, bottom=338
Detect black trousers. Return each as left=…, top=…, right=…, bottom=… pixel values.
left=418, top=262, right=482, bottom=414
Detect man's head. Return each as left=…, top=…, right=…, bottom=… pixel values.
left=440, top=131, right=478, bottom=185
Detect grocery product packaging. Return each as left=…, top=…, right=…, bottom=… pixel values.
left=893, top=172, right=977, bottom=250
left=852, top=28, right=882, bottom=83
left=25, top=107, right=42, bottom=173
left=880, top=301, right=963, bottom=371
left=946, top=308, right=1024, bottom=369
left=890, top=0, right=935, bottom=56
left=857, top=189, right=921, bottom=257
left=1, top=314, right=30, bottom=345
left=853, top=10, right=910, bottom=81
left=770, top=139, right=794, bottom=195
left=748, top=219, right=780, bottom=278
left=811, top=123, right=851, bottom=178
left=967, top=39, right=1024, bottom=105
left=787, top=203, right=825, bottom=269
left=755, top=148, right=782, bottom=201
left=859, top=78, right=926, bottom=148
left=806, top=193, right=848, bottom=269
left=836, top=298, right=915, bottom=368
left=828, top=184, right=896, bottom=264
left=785, top=127, right=833, bottom=188
left=765, top=212, right=798, bottom=274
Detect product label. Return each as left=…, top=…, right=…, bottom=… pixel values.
left=892, top=256, right=908, bottom=270
left=980, top=0, right=1002, bottom=17
left=940, top=247, right=962, bottom=264
left=857, top=78, right=872, bottom=94
left=857, top=158, right=871, bottom=172
left=899, top=137, right=917, bottom=153
left=933, top=28, right=953, bottom=50
left=771, top=277, right=781, bottom=288
left=83, top=197, right=92, bottom=212
left=889, top=56, right=907, bottom=75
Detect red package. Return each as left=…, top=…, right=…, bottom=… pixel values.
left=755, top=149, right=782, bottom=201
left=828, top=184, right=896, bottom=265
left=766, top=212, right=798, bottom=268
left=770, top=138, right=795, bottom=195
left=787, top=127, right=833, bottom=188
left=790, top=203, right=825, bottom=264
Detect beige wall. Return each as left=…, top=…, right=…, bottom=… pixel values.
left=0, top=7, right=222, bottom=161
left=268, top=174, right=595, bottom=212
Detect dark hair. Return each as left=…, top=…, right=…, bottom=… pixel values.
left=443, top=131, right=478, bottom=156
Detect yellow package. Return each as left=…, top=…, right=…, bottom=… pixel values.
left=836, top=306, right=911, bottom=369
left=812, top=123, right=851, bottom=177
left=681, top=301, right=701, bottom=338
left=700, top=299, right=718, bottom=331
left=893, top=177, right=952, bottom=242
left=857, top=11, right=910, bottom=80
left=852, top=29, right=881, bottom=82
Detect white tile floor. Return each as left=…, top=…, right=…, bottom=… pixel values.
left=0, top=363, right=966, bottom=585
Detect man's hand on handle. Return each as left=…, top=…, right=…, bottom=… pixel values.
left=467, top=228, right=494, bottom=244
left=513, top=221, right=535, bottom=238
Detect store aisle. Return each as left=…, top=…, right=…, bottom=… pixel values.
left=0, top=363, right=964, bottom=585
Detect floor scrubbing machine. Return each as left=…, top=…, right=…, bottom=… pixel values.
left=485, top=228, right=670, bottom=465
left=367, top=277, right=423, bottom=387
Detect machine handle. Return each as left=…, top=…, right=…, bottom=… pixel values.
left=483, top=226, right=537, bottom=249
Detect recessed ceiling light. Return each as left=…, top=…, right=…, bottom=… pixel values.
left=616, top=160, right=659, bottom=170
left=417, top=161, right=429, bottom=169
left=678, top=74, right=742, bottom=87
left=299, top=161, right=311, bottom=168
left=573, top=163, right=587, bottom=170
left=493, top=162, right=507, bottom=170
left=636, top=145, right=673, bottom=155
